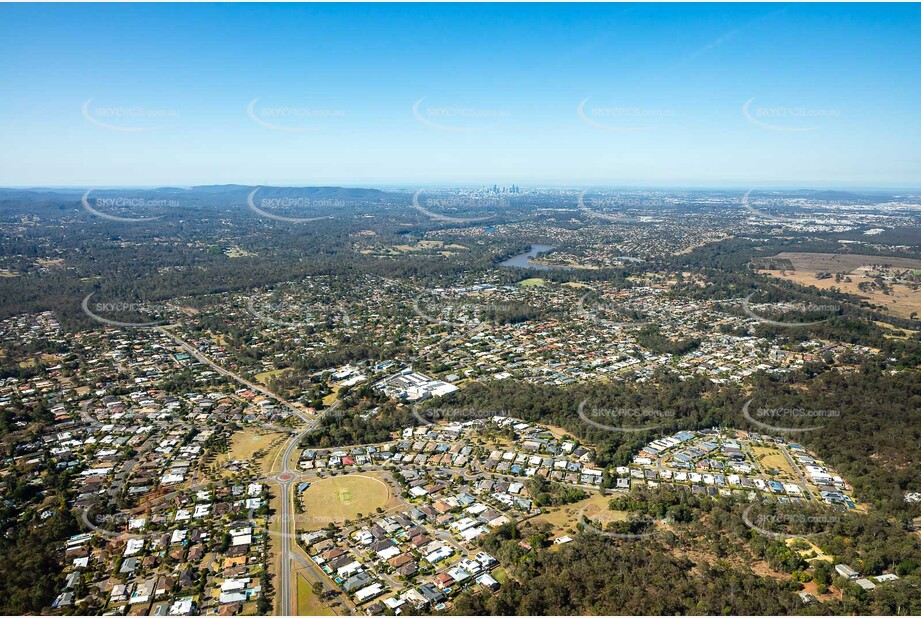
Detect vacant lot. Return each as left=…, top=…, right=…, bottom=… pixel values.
left=532, top=493, right=628, bottom=534
left=538, top=423, right=574, bottom=441
left=758, top=252, right=921, bottom=320
left=300, top=475, right=393, bottom=528
left=322, top=389, right=340, bottom=406
left=874, top=321, right=918, bottom=337
left=788, top=537, right=833, bottom=564
left=381, top=240, right=469, bottom=256
left=760, top=269, right=921, bottom=320
left=769, top=252, right=921, bottom=273
left=214, top=429, right=285, bottom=477
left=254, top=368, right=292, bottom=385
left=751, top=446, right=797, bottom=478
left=518, top=277, right=546, bottom=287
left=296, top=573, right=333, bottom=616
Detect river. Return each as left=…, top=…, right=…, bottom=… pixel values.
left=499, top=244, right=557, bottom=270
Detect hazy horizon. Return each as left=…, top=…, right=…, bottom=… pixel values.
left=4, top=183, right=921, bottom=193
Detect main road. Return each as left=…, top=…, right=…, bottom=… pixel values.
left=156, top=326, right=311, bottom=422
left=156, top=326, right=336, bottom=615
left=275, top=399, right=339, bottom=616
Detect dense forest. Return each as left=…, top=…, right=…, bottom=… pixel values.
left=450, top=488, right=921, bottom=615
left=0, top=492, right=78, bottom=613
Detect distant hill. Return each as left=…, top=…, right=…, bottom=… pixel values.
left=787, top=189, right=906, bottom=202
left=0, top=186, right=395, bottom=218
left=0, top=188, right=86, bottom=199
left=190, top=185, right=392, bottom=200
left=794, top=189, right=867, bottom=201
left=186, top=184, right=254, bottom=193
left=0, top=185, right=392, bottom=200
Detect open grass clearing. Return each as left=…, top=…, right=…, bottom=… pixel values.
left=214, top=428, right=285, bottom=477
left=537, top=423, right=574, bottom=440
left=787, top=537, right=833, bottom=564
left=254, top=368, right=292, bottom=385
left=751, top=446, right=797, bottom=477
left=299, top=474, right=395, bottom=529
left=769, top=252, right=921, bottom=272
left=297, top=572, right=333, bottom=616
left=532, top=493, right=628, bottom=534
left=518, top=277, right=546, bottom=287
left=760, top=268, right=921, bottom=320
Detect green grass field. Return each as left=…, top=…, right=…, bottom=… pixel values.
left=518, top=277, right=546, bottom=287
left=752, top=446, right=797, bottom=477
left=301, top=475, right=391, bottom=527
left=297, top=574, right=333, bottom=615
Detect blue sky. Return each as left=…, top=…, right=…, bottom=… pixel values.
left=0, top=3, right=919, bottom=188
